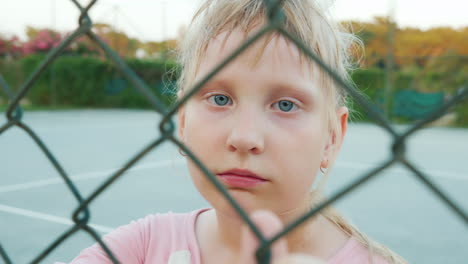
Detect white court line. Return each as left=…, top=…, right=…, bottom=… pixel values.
left=0, top=159, right=466, bottom=194
left=0, top=158, right=186, bottom=194
left=0, top=204, right=114, bottom=234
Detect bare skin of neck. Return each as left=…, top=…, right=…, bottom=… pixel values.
left=195, top=205, right=349, bottom=264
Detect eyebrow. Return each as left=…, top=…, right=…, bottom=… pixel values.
left=269, top=81, right=318, bottom=105
left=198, top=78, right=229, bottom=92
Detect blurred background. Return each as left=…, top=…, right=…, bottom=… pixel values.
left=0, top=1, right=467, bottom=264
left=0, top=0, right=467, bottom=125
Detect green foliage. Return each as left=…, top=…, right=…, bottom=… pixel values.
left=348, top=68, right=466, bottom=127
left=0, top=58, right=24, bottom=101
left=453, top=89, right=468, bottom=127
left=1, top=54, right=177, bottom=109
left=349, top=68, right=385, bottom=121
left=411, top=55, right=468, bottom=94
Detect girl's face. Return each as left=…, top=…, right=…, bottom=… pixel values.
left=178, top=30, right=348, bottom=217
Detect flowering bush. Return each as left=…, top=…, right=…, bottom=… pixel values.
left=22, top=30, right=62, bottom=55
left=0, top=36, right=22, bottom=57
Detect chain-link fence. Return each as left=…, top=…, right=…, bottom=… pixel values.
left=1, top=0, right=467, bottom=263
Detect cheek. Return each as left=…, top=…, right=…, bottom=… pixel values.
left=186, top=160, right=209, bottom=192
left=182, top=105, right=225, bottom=163
left=274, top=114, right=326, bottom=157
left=273, top=118, right=325, bottom=188
left=186, top=159, right=225, bottom=210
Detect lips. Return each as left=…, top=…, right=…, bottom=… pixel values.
left=217, top=169, right=268, bottom=188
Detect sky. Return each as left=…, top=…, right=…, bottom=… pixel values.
left=1, top=0, right=467, bottom=42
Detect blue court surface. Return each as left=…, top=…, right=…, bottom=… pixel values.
left=0, top=110, right=467, bottom=263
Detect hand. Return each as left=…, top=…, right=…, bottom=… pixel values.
left=239, top=210, right=326, bottom=264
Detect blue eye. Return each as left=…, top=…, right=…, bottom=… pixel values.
left=208, top=94, right=231, bottom=106
left=275, top=100, right=297, bottom=112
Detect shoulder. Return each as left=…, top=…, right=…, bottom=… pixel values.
left=125, top=208, right=206, bottom=251
left=63, top=208, right=207, bottom=264
left=99, top=210, right=191, bottom=246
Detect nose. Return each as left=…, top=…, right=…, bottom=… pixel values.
left=226, top=108, right=265, bottom=155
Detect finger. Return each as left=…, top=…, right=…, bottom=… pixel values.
left=239, top=210, right=288, bottom=264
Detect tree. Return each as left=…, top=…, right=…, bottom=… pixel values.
left=342, top=17, right=468, bottom=68
left=22, top=27, right=62, bottom=55
left=91, top=23, right=141, bottom=57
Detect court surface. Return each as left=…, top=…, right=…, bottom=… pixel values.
left=0, top=110, right=467, bottom=263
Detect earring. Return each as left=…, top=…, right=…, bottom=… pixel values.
left=178, top=148, right=187, bottom=157
left=320, top=166, right=326, bottom=174
left=320, top=159, right=328, bottom=174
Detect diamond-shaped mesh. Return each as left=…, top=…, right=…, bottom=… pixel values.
left=1, top=0, right=467, bottom=263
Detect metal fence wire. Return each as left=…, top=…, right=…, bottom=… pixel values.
left=1, top=0, right=467, bottom=263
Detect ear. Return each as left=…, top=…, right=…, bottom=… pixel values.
left=321, top=106, right=348, bottom=168
left=177, top=90, right=186, bottom=142
left=336, top=106, right=349, bottom=149
left=178, top=106, right=186, bottom=142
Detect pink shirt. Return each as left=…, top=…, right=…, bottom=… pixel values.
left=59, top=208, right=387, bottom=264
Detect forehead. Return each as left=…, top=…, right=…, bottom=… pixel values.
left=200, top=29, right=316, bottom=80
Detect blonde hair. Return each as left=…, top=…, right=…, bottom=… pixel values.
left=176, top=0, right=406, bottom=263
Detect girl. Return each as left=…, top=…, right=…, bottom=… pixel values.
left=61, top=0, right=406, bottom=263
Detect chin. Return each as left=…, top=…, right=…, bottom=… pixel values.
left=209, top=190, right=274, bottom=217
